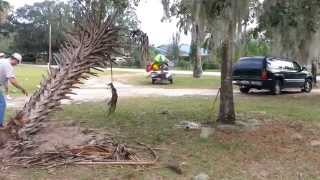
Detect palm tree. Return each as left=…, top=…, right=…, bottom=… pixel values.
left=199, top=0, right=261, bottom=123
left=0, top=0, right=124, bottom=146
left=163, top=0, right=204, bottom=78
left=164, top=0, right=260, bottom=124
left=190, top=1, right=204, bottom=78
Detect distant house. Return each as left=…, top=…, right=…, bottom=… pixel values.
left=155, top=44, right=214, bottom=70
left=178, top=44, right=209, bottom=57
left=155, top=44, right=208, bottom=58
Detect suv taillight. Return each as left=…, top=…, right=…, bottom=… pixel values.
left=261, top=70, right=268, bottom=80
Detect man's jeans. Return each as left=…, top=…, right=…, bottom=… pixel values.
left=0, top=93, right=6, bottom=127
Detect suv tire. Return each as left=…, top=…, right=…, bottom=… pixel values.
left=302, top=79, right=312, bottom=93
left=272, top=80, right=281, bottom=95
left=240, top=87, right=250, bottom=94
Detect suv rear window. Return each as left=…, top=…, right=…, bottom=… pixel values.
left=235, top=58, right=264, bottom=69
left=267, top=60, right=298, bottom=71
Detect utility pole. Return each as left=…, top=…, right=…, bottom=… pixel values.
left=48, top=24, right=52, bottom=74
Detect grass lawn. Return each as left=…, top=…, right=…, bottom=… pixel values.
left=117, top=74, right=221, bottom=89
left=6, top=94, right=320, bottom=179
left=8, top=66, right=138, bottom=96
left=8, top=65, right=221, bottom=98
left=98, top=69, right=143, bottom=76
left=8, top=64, right=47, bottom=96
left=203, top=69, right=221, bottom=72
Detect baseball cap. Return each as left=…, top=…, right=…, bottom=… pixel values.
left=11, top=53, right=22, bottom=63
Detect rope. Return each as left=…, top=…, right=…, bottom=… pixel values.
left=209, top=88, right=221, bottom=119
left=106, top=60, right=118, bottom=116
left=110, top=60, right=114, bottom=83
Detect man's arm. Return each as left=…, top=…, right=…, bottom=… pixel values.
left=9, top=77, right=28, bottom=96
left=4, top=83, right=8, bottom=95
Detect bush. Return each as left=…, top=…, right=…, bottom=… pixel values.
left=202, top=60, right=219, bottom=70
left=176, top=59, right=191, bottom=70
left=22, top=54, right=36, bottom=63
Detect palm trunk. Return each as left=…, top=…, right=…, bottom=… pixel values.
left=192, top=24, right=202, bottom=78
left=192, top=2, right=203, bottom=78
left=141, top=48, right=148, bottom=67
left=218, top=20, right=236, bottom=124
left=312, top=60, right=317, bottom=84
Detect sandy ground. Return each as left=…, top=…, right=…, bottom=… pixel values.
left=6, top=76, right=220, bottom=109
left=6, top=74, right=320, bottom=109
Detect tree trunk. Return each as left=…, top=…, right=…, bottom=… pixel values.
left=312, top=60, right=317, bottom=84
left=218, top=21, right=236, bottom=124
left=192, top=2, right=203, bottom=78
left=140, top=49, right=148, bottom=68
left=192, top=24, right=203, bottom=78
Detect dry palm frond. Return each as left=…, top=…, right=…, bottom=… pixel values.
left=9, top=142, right=158, bottom=168
left=5, top=8, right=122, bottom=142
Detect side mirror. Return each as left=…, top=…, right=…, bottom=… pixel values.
left=301, top=66, right=307, bottom=71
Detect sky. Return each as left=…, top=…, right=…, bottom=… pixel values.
left=7, top=0, right=191, bottom=46
left=7, top=0, right=42, bottom=8
left=136, top=0, right=191, bottom=46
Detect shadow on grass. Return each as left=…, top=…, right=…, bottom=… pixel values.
left=243, top=89, right=308, bottom=96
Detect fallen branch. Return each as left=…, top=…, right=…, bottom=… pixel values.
left=5, top=140, right=158, bottom=168
left=74, top=160, right=156, bottom=166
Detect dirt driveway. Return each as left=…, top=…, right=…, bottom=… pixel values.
left=6, top=76, right=219, bottom=108
left=6, top=76, right=320, bottom=109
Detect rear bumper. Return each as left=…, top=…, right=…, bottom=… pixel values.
left=233, top=79, right=274, bottom=89
left=151, top=72, right=172, bottom=81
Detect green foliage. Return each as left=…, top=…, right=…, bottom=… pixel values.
left=167, top=32, right=180, bottom=62
left=148, top=46, right=159, bottom=60
left=0, top=0, right=9, bottom=11
left=234, top=39, right=271, bottom=60
left=246, top=40, right=270, bottom=56
left=176, top=58, right=192, bottom=70
left=130, top=47, right=141, bottom=67
left=76, top=0, right=139, bottom=30
left=202, top=59, right=219, bottom=70
left=0, top=33, right=14, bottom=53
left=258, top=0, right=320, bottom=62
left=0, top=0, right=9, bottom=24
left=6, top=0, right=139, bottom=60
left=11, top=1, right=73, bottom=55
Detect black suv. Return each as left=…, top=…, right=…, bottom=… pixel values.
left=232, top=56, right=313, bottom=95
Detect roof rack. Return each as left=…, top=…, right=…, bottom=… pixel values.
left=266, top=56, right=294, bottom=61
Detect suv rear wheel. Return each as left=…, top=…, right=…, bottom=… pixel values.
left=302, top=79, right=312, bottom=93
left=240, top=87, right=250, bottom=94
left=272, top=80, right=281, bottom=95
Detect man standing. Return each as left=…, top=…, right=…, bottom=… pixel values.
left=0, top=53, right=11, bottom=99
left=0, top=53, right=28, bottom=127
